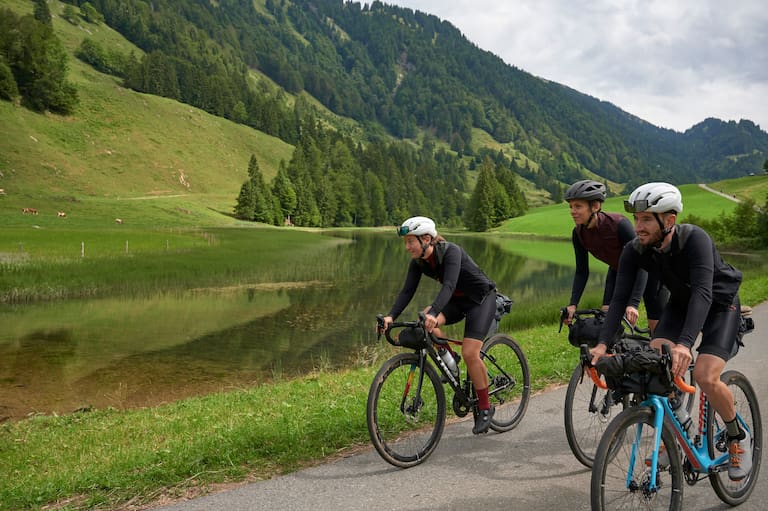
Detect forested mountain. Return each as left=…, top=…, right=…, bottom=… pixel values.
left=55, top=0, right=765, bottom=185
left=3, top=0, right=767, bottom=230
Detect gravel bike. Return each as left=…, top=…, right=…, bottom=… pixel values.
left=560, top=308, right=660, bottom=467
left=589, top=310, right=761, bottom=510
left=367, top=299, right=530, bottom=468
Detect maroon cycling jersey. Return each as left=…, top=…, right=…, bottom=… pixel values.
left=570, top=211, right=647, bottom=309
left=575, top=212, right=628, bottom=269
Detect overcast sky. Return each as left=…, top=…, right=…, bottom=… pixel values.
left=389, top=0, right=767, bottom=133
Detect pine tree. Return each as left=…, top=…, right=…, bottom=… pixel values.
left=33, top=0, right=52, bottom=26
left=246, top=155, right=275, bottom=224
left=272, top=163, right=297, bottom=224
left=464, top=159, right=498, bottom=231
left=234, top=180, right=256, bottom=220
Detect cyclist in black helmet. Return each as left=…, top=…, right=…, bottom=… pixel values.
left=380, top=216, right=499, bottom=434
left=563, top=180, right=664, bottom=332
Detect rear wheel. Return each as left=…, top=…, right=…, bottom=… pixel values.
left=707, top=370, right=762, bottom=506
left=564, top=362, right=627, bottom=467
left=366, top=352, right=446, bottom=468
left=481, top=333, right=530, bottom=432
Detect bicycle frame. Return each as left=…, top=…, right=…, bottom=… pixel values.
left=626, top=390, right=752, bottom=492
left=379, top=313, right=517, bottom=411
left=402, top=337, right=498, bottom=410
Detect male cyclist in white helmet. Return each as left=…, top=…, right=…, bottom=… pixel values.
left=590, top=183, right=753, bottom=481
left=380, top=216, right=499, bottom=434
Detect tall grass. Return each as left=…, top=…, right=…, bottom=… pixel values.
left=0, top=227, right=346, bottom=302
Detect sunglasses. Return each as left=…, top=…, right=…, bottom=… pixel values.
left=623, top=199, right=651, bottom=213
left=397, top=225, right=413, bottom=236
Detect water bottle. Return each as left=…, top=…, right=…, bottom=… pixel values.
left=669, top=392, right=693, bottom=438
left=438, top=347, right=458, bottom=377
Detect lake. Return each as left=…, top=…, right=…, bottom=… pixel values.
left=0, top=231, right=610, bottom=421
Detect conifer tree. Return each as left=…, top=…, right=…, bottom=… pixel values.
left=272, top=163, right=297, bottom=224
left=33, top=0, right=52, bottom=26
left=464, top=159, right=498, bottom=231
left=234, top=180, right=256, bottom=220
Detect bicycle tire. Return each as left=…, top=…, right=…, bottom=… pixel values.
left=564, top=362, right=628, bottom=467
left=482, top=333, right=530, bottom=432
left=707, top=370, right=763, bottom=506
left=591, top=406, right=684, bottom=511
left=366, top=352, right=446, bottom=468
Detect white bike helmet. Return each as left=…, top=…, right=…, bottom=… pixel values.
left=398, top=216, right=437, bottom=237
left=625, top=183, right=683, bottom=214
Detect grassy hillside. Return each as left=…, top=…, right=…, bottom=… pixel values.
left=710, top=174, right=768, bottom=204
left=0, top=0, right=295, bottom=228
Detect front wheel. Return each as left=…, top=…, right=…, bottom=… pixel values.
left=482, top=333, right=530, bottom=432
left=366, top=352, right=446, bottom=468
left=707, top=370, right=763, bottom=506
left=564, top=362, right=627, bottom=467
left=591, top=406, right=684, bottom=511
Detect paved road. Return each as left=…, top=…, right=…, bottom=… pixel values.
left=698, top=183, right=741, bottom=203
left=155, top=302, right=768, bottom=511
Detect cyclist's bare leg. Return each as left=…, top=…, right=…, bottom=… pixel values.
left=648, top=318, right=659, bottom=334
left=462, top=337, right=489, bottom=390
left=694, top=354, right=736, bottom=422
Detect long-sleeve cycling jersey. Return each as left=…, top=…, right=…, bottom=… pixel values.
left=389, top=241, right=496, bottom=320
left=570, top=212, right=646, bottom=308
left=597, top=224, right=742, bottom=348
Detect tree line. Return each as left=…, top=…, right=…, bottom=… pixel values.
left=233, top=116, right=527, bottom=230
left=0, top=1, right=78, bottom=114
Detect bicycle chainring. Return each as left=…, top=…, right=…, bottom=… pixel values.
left=452, top=392, right=470, bottom=417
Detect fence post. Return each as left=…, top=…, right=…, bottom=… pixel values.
left=125, top=240, right=129, bottom=254
left=81, top=241, right=84, bottom=257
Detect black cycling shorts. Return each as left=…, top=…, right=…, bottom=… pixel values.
left=440, top=289, right=497, bottom=341
left=654, top=295, right=741, bottom=361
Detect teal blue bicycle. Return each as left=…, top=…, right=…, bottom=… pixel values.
left=588, top=312, right=762, bottom=510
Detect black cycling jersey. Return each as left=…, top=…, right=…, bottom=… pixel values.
left=570, top=212, right=647, bottom=309
left=597, top=224, right=742, bottom=349
left=388, top=241, right=496, bottom=321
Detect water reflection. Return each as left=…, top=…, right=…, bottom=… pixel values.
left=0, top=232, right=594, bottom=421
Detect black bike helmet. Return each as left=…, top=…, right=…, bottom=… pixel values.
left=564, top=180, right=607, bottom=202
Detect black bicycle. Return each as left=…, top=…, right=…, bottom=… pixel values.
left=560, top=308, right=664, bottom=467
left=367, top=300, right=530, bottom=468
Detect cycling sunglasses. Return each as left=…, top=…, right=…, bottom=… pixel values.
left=397, top=225, right=413, bottom=236
left=623, top=199, right=650, bottom=213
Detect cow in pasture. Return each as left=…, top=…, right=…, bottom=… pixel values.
left=22, top=207, right=38, bottom=215
left=57, top=211, right=67, bottom=218
left=115, top=218, right=123, bottom=224
left=0, top=188, right=5, bottom=195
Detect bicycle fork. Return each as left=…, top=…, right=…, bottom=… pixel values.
left=627, top=400, right=667, bottom=495
left=400, top=358, right=427, bottom=417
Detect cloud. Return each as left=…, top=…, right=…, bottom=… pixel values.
left=389, top=0, right=768, bottom=132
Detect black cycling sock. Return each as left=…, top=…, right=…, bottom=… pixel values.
left=725, top=418, right=745, bottom=441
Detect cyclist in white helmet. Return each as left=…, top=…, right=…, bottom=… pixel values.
left=590, top=182, right=752, bottom=481
left=381, top=216, right=499, bottom=434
